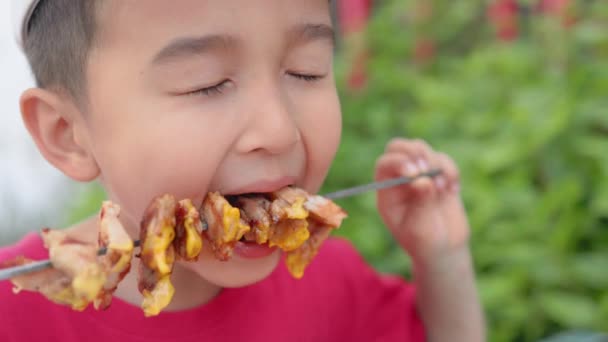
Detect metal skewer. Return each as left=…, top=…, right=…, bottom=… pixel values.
left=322, top=169, right=442, bottom=200
left=0, top=169, right=441, bottom=281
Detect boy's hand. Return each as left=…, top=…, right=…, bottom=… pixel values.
left=375, top=138, right=485, bottom=342
left=374, top=138, right=470, bottom=266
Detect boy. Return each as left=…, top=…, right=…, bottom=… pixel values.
left=0, top=1, right=484, bottom=341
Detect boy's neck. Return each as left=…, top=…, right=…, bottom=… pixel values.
left=66, top=217, right=223, bottom=311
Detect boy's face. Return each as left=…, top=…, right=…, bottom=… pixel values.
left=80, top=0, right=341, bottom=286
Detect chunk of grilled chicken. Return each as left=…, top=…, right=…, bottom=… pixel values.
left=42, top=229, right=107, bottom=309
left=2, top=229, right=107, bottom=311
left=286, top=222, right=333, bottom=279
left=271, top=187, right=347, bottom=228
left=271, top=187, right=347, bottom=278
left=201, top=192, right=250, bottom=261
left=235, top=196, right=272, bottom=244
left=94, top=202, right=134, bottom=310
left=174, top=199, right=204, bottom=261
left=138, top=194, right=177, bottom=317
left=2, top=256, right=91, bottom=310
left=266, top=196, right=310, bottom=252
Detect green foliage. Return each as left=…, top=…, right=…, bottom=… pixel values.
left=65, top=183, right=106, bottom=224
left=328, top=1, right=608, bottom=341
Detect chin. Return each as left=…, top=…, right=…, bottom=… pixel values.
left=183, top=249, right=283, bottom=288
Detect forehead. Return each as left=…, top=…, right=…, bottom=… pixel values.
left=96, top=0, right=332, bottom=51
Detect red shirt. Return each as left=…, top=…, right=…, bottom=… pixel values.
left=0, top=233, right=425, bottom=342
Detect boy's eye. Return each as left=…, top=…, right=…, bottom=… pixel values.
left=184, top=80, right=231, bottom=97
left=288, top=72, right=325, bottom=82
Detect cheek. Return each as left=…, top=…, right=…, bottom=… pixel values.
left=96, top=151, right=209, bottom=228
left=85, top=64, right=243, bottom=223
left=87, top=112, right=229, bottom=227
left=298, top=88, right=342, bottom=192
left=101, top=161, right=209, bottom=224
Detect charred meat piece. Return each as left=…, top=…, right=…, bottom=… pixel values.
left=233, top=192, right=310, bottom=252
left=174, top=199, right=204, bottom=261
left=94, top=202, right=134, bottom=310
left=270, top=187, right=347, bottom=278
left=235, top=196, right=272, bottom=244
left=2, top=256, right=91, bottom=310
left=201, top=192, right=250, bottom=260
left=42, top=229, right=107, bottom=310
left=267, top=218, right=309, bottom=252
left=268, top=196, right=308, bottom=222
left=265, top=191, right=310, bottom=252
left=286, top=222, right=333, bottom=279
left=3, top=229, right=107, bottom=311
left=3, top=213, right=135, bottom=312
left=139, top=265, right=174, bottom=318
left=304, top=195, right=347, bottom=228
left=271, top=187, right=347, bottom=228
left=138, top=194, right=177, bottom=317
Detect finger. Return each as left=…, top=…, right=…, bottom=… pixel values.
left=375, top=152, right=437, bottom=200
left=435, top=152, right=461, bottom=193
left=375, top=153, right=417, bottom=208
left=375, top=152, right=418, bottom=182
left=385, top=138, right=434, bottom=172
left=426, top=152, right=448, bottom=192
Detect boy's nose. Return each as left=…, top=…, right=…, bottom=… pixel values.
left=235, top=87, right=301, bottom=156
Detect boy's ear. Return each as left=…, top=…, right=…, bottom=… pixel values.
left=20, top=88, right=100, bottom=182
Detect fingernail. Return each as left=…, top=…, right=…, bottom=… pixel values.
left=435, top=176, right=446, bottom=190
left=417, top=159, right=429, bottom=172
left=402, top=162, right=418, bottom=176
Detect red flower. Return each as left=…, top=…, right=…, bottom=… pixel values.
left=538, top=0, right=569, bottom=15
left=348, top=65, right=367, bottom=91
left=338, top=0, right=372, bottom=35
left=538, top=0, right=576, bottom=28
left=487, top=0, right=519, bottom=41
left=413, top=38, right=436, bottom=63
left=338, top=0, right=372, bottom=91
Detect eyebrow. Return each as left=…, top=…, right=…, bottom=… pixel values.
left=291, top=23, right=335, bottom=48
left=151, top=35, right=236, bottom=65
left=150, top=23, right=334, bottom=66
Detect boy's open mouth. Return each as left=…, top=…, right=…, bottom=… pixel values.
left=225, top=190, right=296, bottom=245
left=232, top=240, right=277, bottom=259
left=224, top=192, right=294, bottom=259
left=205, top=187, right=319, bottom=261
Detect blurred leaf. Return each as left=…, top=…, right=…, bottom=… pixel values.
left=538, top=292, right=597, bottom=328
left=478, top=271, right=526, bottom=307
left=64, top=183, right=106, bottom=225
left=332, top=2, right=608, bottom=339
left=570, top=253, right=608, bottom=289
